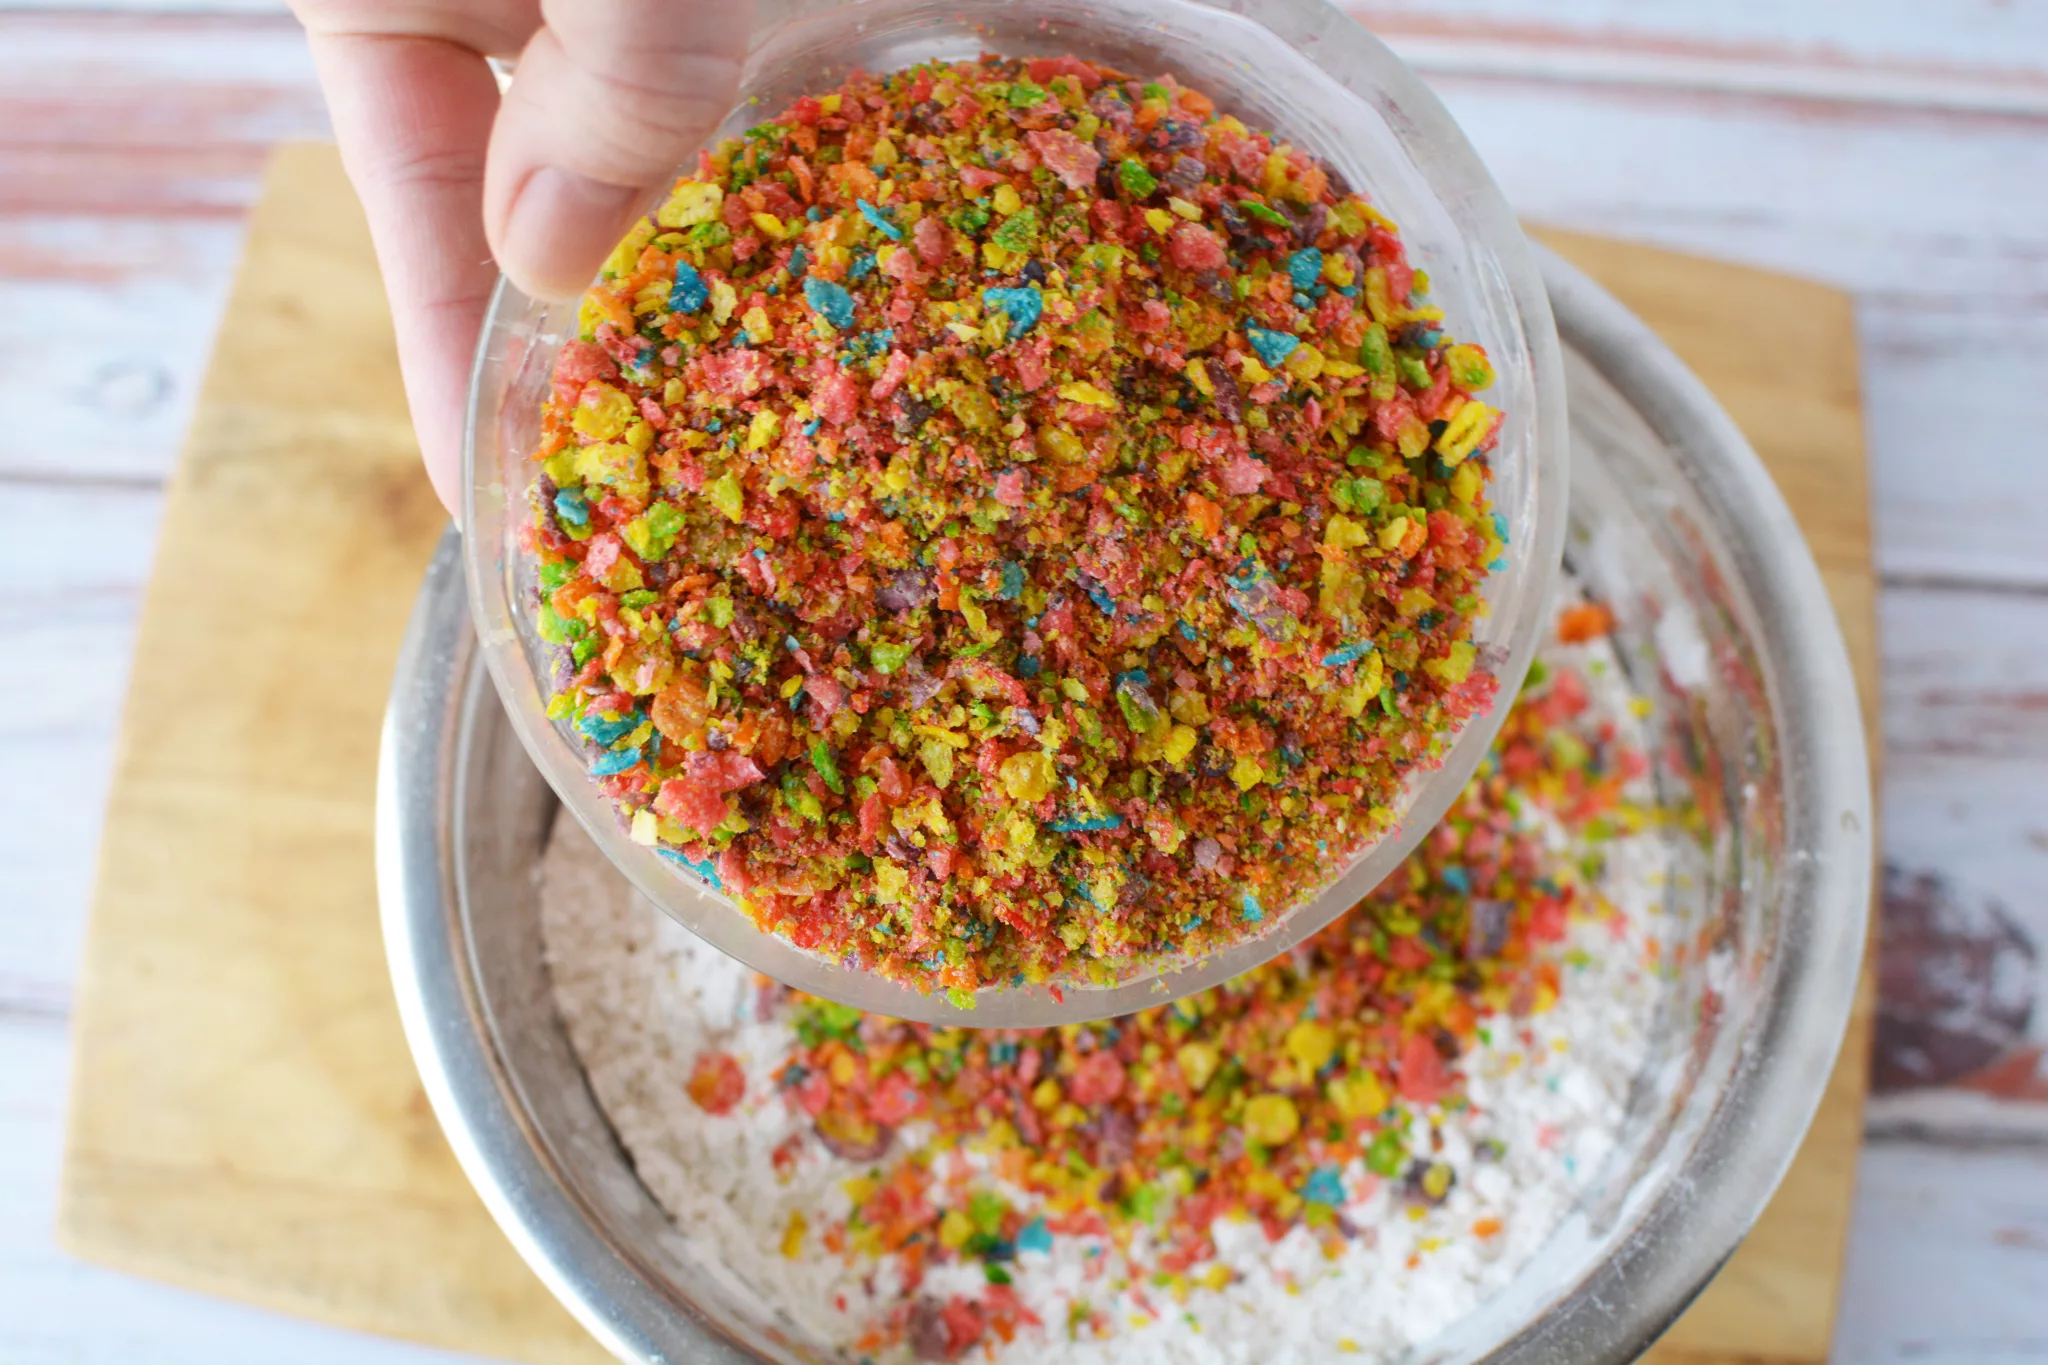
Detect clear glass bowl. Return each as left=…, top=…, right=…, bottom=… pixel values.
left=390, top=246, right=1871, bottom=1365
left=463, top=0, right=1568, bottom=1024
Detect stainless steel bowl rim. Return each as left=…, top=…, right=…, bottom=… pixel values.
left=379, top=246, right=1872, bottom=1364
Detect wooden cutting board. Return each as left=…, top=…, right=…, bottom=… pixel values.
left=57, top=143, right=1879, bottom=1365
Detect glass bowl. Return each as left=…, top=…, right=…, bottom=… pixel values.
left=390, top=245, right=1871, bottom=1364
left=463, top=0, right=1568, bottom=1024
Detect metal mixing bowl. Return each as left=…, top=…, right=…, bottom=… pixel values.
left=380, top=250, right=1870, bottom=1364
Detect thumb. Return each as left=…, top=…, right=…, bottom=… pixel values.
left=484, top=0, right=753, bottom=301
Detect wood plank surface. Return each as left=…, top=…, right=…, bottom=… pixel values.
left=51, top=143, right=603, bottom=1365
left=46, top=144, right=1875, bottom=1365
left=1, top=3, right=2043, bottom=1360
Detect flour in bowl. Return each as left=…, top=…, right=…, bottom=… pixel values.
left=541, top=617, right=1670, bottom=1363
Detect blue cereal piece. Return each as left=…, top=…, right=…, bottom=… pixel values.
left=803, top=275, right=856, bottom=329
left=553, top=486, right=590, bottom=528
left=667, top=261, right=709, bottom=314
left=857, top=198, right=904, bottom=240
left=787, top=245, right=808, bottom=278
left=982, top=285, right=1044, bottom=340
left=657, top=846, right=722, bottom=889
left=1288, top=247, right=1324, bottom=291
left=1048, top=812, right=1125, bottom=833
left=1320, top=641, right=1372, bottom=668
left=1241, top=891, right=1264, bottom=922
left=590, top=746, right=642, bottom=777
left=997, top=560, right=1026, bottom=600
left=1015, top=1218, right=1053, bottom=1254
left=1246, top=324, right=1300, bottom=369
left=1441, top=865, right=1471, bottom=893
left=577, top=710, right=639, bottom=746
left=1302, top=1166, right=1345, bottom=1206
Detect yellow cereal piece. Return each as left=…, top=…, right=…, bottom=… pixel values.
left=1436, top=400, right=1498, bottom=464
left=1399, top=587, right=1435, bottom=616
left=656, top=181, right=724, bottom=228
left=710, top=278, right=739, bottom=326
left=1144, top=207, right=1176, bottom=235
left=951, top=386, right=998, bottom=431
left=873, top=861, right=910, bottom=903
left=1322, top=514, right=1371, bottom=551
left=1284, top=344, right=1325, bottom=381
left=574, top=440, right=650, bottom=503
left=915, top=724, right=969, bottom=749
left=1397, top=413, right=1432, bottom=460
left=704, top=470, right=745, bottom=523
left=1184, top=358, right=1215, bottom=396
left=1378, top=517, right=1411, bottom=552
left=750, top=211, right=789, bottom=240
left=1230, top=754, right=1266, bottom=791
left=1243, top=1094, right=1300, bottom=1146
left=781, top=1210, right=807, bottom=1258
left=1177, top=1041, right=1221, bottom=1090
left=1363, top=265, right=1395, bottom=323
left=572, top=382, right=635, bottom=440
left=629, top=808, right=659, bottom=846
left=1057, top=380, right=1117, bottom=409
left=1451, top=461, right=1483, bottom=506
left=1327, top=1070, right=1388, bottom=1119
left=1286, top=1021, right=1337, bottom=1073
left=602, top=219, right=655, bottom=278
left=939, top=1209, right=973, bottom=1248
left=1168, top=196, right=1203, bottom=221
left=1163, top=723, right=1199, bottom=767
left=1423, top=641, right=1478, bottom=686
left=745, top=407, right=781, bottom=451
left=1001, top=750, right=1057, bottom=802
left=1239, top=355, right=1275, bottom=384
left=993, top=182, right=1024, bottom=216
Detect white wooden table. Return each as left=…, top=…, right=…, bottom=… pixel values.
left=4, top=2, right=2047, bottom=1359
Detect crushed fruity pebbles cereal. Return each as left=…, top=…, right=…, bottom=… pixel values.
left=526, top=54, right=1510, bottom=998
left=541, top=601, right=1667, bottom=1364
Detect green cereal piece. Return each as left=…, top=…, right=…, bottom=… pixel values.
left=1359, top=323, right=1394, bottom=377
left=991, top=206, right=1041, bottom=252
left=811, top=740, right=844, bottom=794
left=622, top=501, right=687, bottom=560
left=1395, top=350, right=1433, bottom=391
left=1237, top=198, right=1291, bottom=227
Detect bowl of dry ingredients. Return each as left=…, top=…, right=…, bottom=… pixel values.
left=382, top=249, right=1870, bottom=1364
left=462, top=0, right=1568, bottom=1024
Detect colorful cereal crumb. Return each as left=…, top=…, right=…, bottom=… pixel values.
left=526, top=54, right=1510, bottom=997
left=697, top=644, right=1648, bottom=1356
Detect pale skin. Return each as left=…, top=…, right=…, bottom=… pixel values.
left=291, top=0, right=756, bottom=513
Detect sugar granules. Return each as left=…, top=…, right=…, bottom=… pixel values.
left=541, top=621, right=1670, bottom=1363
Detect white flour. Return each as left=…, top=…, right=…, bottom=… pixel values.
left=541, top=631, right=1670, bottom=1364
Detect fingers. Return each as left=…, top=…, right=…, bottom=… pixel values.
left=484, top=0, right=754, bottom=301
left=301, top=11, right=521, bottom=513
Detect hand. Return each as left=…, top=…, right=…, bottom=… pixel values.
left=292, top=0, right=754, bottom=513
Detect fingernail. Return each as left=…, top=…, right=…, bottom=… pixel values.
left=500, top=166, right=643, bottom=300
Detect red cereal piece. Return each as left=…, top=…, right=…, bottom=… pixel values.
left=685, top=1051, right=746, bottom=1115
